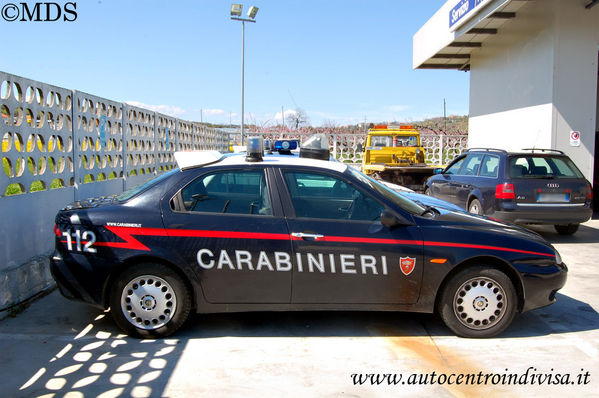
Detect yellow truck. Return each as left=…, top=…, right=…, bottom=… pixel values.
left=361, top=124, right=439, bottom=192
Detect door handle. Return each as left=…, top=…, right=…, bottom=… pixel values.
left=291, top=232, right=324, bottom=241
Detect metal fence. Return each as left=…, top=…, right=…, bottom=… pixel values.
left=0, top=71, right=230, bottom=310
left=252, top=131, right=468, bottom=166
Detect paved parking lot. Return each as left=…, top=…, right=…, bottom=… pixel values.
left=1, top=220, right=598, bottom=397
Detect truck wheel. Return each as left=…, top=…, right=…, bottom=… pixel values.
left=438, top=266, right=517, bottom=338
left=554, top=224, right=579, bottom=235
left=468, top=199, right=483, bottom=215
left=110, top=263, right=192, bottom=338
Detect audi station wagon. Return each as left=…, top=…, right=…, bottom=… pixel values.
left=425, top=148, right=593, bottom=235
left=51, top=138, right=567, bottom=338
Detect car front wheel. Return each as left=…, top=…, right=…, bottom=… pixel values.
left=438, top=266, right=517, bottom=338
left=110, top=263, right=192, bottom=338
left=554, top=224, right=579, bottom=235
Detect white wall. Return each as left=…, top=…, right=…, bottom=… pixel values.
left=468, top=0, right=599, bottom=181
left=551, top=0, right=599, bottom=181
left=469, top=104, right=553, bottom=150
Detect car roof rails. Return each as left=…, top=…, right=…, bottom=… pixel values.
left=465, top=148, right=508, bottom=154
left=520, top=148, right=565, bottom=155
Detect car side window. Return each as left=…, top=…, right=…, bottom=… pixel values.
left=283, top=171, right=383, bottom=221
left=444, top=157, right=466, bottom=175
left=180, top=170, right=271, bottom=215
left=460, top=154, right=484, bottom=176
left=479, top=155, right=499, bottom=177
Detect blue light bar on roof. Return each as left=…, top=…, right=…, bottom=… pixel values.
left=274, top=140, right=298, bottom=151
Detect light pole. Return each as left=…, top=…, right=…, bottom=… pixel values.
left=230, top=4, right=258, bottom=145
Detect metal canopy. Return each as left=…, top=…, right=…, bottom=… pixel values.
left=417, top=0, right=530, bottom=71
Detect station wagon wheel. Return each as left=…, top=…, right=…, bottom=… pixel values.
left=109, top=263, right=191, bottom=338
left=438, top=266, right=517, bottom=338
left=468, top=199, right=483, bottom=215
left=554, top=224, right=579, bottom=235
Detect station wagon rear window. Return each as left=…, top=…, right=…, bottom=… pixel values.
left=508, top=156, right=584, bottom=179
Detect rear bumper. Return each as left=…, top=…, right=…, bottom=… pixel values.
left=49, top=251, right=105, bottom=309
left=521, top=262, right=568, bottom=312
left=491, top=205, right=592, bottom=225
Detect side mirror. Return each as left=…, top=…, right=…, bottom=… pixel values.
left=433, top=168, right=444, bottom=175
left=380, top=209, right=412, bottom=229
left=357, top=143, right=363, bottom=152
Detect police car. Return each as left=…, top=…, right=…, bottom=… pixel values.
left=50, top=136, right=567, bottom=338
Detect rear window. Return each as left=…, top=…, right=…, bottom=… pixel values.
left=508, top=156, right=584, bottom=179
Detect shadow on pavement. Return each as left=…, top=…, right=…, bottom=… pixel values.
left=3, top=298, right=186, bottom=398
left=5, top=291, right=597, bottom=397
left=181, top=291, right=598, bottom=340
left=526, top=223, right=599, bottom=245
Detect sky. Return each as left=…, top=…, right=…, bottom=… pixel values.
left=1, top=0, right=469, bottom=126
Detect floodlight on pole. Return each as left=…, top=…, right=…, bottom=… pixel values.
left=230, top=4, right=242, bottom=16
left=230, top=4, right=258, bottom=146
left=247, top=6, right=258, bottom=19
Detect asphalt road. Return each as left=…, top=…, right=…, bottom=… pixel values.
left=1, top=221, right=598, bottom=397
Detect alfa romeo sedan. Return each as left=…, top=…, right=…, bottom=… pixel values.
left=50, top=139, right=567, bottom=338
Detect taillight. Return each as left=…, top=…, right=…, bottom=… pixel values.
left=587, top=183, right=594, bottom=201
left=54, top=224, right=61, bottom=237
left=496, top=183, right=516, bottom=199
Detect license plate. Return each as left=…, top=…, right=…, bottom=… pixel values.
left=537, top=193, right=569, bottom=202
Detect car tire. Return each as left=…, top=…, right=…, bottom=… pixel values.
left=109, top=263, right=192, bottom=338
left=554, top=224, right=579, bottom=235
left=438, top=266, right=517, bottom=338
left=468, top=198, right=483, bottom=215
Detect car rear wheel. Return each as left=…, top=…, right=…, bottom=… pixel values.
left=109, top=263, right=192, bottom=338
left=554, top=224, right=579, bottom=235
left=438, top=266, right=517, bottom=338
left=468, top=198, right=483, bottom=215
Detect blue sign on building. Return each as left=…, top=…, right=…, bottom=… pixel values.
left=449, top=0, right=486, bottom=29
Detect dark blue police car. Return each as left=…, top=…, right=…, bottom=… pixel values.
left=51, top=138, right=567, bottom=338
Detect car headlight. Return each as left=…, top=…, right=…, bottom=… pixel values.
left=554, top=248, right=562, bottom=264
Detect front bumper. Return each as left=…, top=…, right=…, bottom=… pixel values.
left=520, top=262, right=568, bottom=312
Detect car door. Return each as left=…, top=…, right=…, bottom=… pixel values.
left=431, top=156, right=466, bottom=204
left=277, top=167, right=424, bottom=304
left=454, top=153, right=485, bottom=207
left=162, top=167, right=292, bottom=304
left=477, top=154, right=501, bottom=212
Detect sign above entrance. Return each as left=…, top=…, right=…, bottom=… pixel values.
left=449, top=0, right=492, bottom=32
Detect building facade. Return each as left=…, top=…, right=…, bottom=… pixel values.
left=414, top=0, right=599, bottom=201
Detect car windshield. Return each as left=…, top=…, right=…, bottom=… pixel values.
left=508, top=156, right=584, bottom=179
left=369, top=135, right=418, bottom=148
left=117, top=168, right=180, bottom=202
left=346, top=167, right=426, bottom=215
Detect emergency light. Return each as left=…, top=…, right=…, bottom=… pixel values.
left=245, top=136, right=264, bottom=162
left=299, top=133, right=330, bottom=160
left=274, top=139, right=298, bottom=154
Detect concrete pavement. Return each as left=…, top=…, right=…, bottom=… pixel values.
left=1, top=220, right=598, bottom=397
